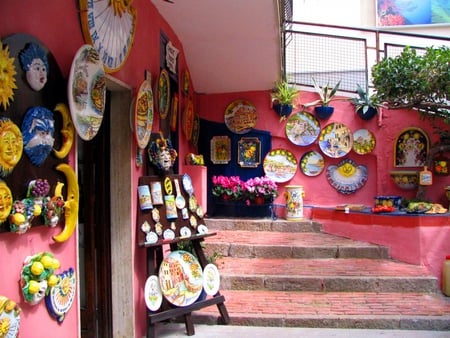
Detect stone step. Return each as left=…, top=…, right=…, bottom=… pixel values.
left=192, top=290, right=450, bottom=331
left=215, top=257, right=437, bottom=293
left=204, top=230, right=390, bottom=259
left=205, top=218, right=322, bottom=233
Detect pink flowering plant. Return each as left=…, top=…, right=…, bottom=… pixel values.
left=212, top=175, right=278, bottom=204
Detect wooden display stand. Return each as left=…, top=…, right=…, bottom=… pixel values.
left=137, top=175, right=229, bottom=338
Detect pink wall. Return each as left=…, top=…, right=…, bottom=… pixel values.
left=197, top=91, right=450, bottom=207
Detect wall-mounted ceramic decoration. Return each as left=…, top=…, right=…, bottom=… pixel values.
left=134, top=79, right=154, bottom=149
left=210, top=136, right=231, bottom=164
left=165, top=40, right=179, bottom=74
left=300, top=151, right=325, bottom=176
left=144, top=275, right=163, bottom=311
left=238, top=137, right=261, bottom=167
left=326, top=158, right=368, bottom=194
left=19, top=42, right=48, bottom=92
left=79, top=0, right=136, bottom=73
left=0, top=180, right=12, bottom=223
left=394, top=127, right=429, bottom=167
left=353, top=129, right=376, bottom=155
left=0, top=295, right=21, bottom=338
left=318, top=122, right=353, bottom=158
left=68, top=44, right=106, bottom=141
left=191, top=113, right=200, bottom=147
left=0, top=42, right=17, bottom=110
left=224, top=99, right=257, bottom=134
left=285, top=111, right=320, bottom=146
left=203, top=263, right=220, bottom=296
left=263, top=149, right=298, bottom=183
left=157, top=69, right=170, bottom=119
left=182, top=69, right=190, bottom=96
left=0, top=118, right=23, bottom=176
left=159, top=250, right=203, bottom=307
left=170, top=95, right=178, bottom=132
left=21, top=106, right=55, bottom=166
left=183, top=99, right=194, bottom=141
left=45, top=268, right=76, bottom=323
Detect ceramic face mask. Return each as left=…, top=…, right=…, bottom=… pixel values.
left=26, top=58, right=48, bottom=91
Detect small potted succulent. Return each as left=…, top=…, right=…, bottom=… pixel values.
left=270, top=79, right=299, bottom=120
left=350, top=84, right=384, bottom=120
left=304, top=77, right=341, bottom=119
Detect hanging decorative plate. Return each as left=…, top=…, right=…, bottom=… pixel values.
left=45, top=268, right=76, bottom=323
left=144, top=275, right=163, bottom=311
left=0, top=295, right=21, bottom=338
left=159, top=250, right=203, bottom=307
left=0, top=118, right=23, bottom=176
left=202, top=263, right=220, bottom=296
left=318, top=122, right=353, bottom=158
left=210, top=136, right=231, bottom=164
left=224, top=99, right=257, bottom=134
left=394, top=127, right=429, bottom=167
left=353, top=129, right=376, bottom=155
left=191, top=114, right=200, bottom=147
left=182, top=69, right=190, bottom=96
left=134, top=79, right=154, bottom=149
left=263, top=149, right=298, bottom=183
left=326, top=159, right=368, bottom=194
left=157, top=69, right=170, bottom=119
left=300, top=151, right=325, bottom=176
left=183, top=99, right=194, bottom=141
left=285, top=111, right=320, bottom=146
left=68, top=44, right=106, bottom=141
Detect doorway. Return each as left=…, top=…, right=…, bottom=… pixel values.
left=79, top=76, right=134, bottom=337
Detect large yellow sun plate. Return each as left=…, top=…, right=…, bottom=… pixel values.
left=0, top=42, right=17, bottom=110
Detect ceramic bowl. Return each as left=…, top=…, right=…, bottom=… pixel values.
left=389, top=170, right=419, bottom=190
left=374, top=195, right=402, bottom=208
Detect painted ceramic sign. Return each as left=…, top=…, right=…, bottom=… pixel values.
left=134, top=79, right=154, bottom=149
left=224, top=99, right=257, bottom=134
left=210, top=136, right=231, bottom=164
left=318, top=122, right=353, bottom=158
left=159, top=250, right=203, bottom=307
left=285, top=111, right=320, bottom=146
left=68, top=44, right=106, bottom=141
left=263, top=149, right=297, bottom=183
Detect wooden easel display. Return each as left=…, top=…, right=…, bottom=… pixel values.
left=137, top=175, right=229, bottom=338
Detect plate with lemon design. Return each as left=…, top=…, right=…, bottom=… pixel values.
left=326, top=159, right=368, bottom=194
left=318, top=122, right=353, bottom=158
left=263, top=149, right=298, bottom=183
left=353, top=129, right=376, bottom=155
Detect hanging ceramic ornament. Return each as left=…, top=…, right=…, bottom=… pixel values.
left=45, top=268, right=76, bottom=323
left=0, top=295, right=21, bottom=338
left=0, top=118, right=23, bottom=176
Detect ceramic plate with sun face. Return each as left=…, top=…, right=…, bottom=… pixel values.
left=326, top=159, right=368, bottom=194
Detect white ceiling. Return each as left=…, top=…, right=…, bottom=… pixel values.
left=151, top=0, right=281, bottom=94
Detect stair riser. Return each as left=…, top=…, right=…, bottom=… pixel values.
left=220, top=276, right=438, bottom=293
left=206, top=219, right=322, bottom=233
left=205, top=243, right=389, bottom=259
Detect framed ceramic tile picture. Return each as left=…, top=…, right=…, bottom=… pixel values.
left=210, top=136, right=231, bottom=164
left=238, top=137, right=261, bottom=167
left=394, top=127, right=429, bottom=167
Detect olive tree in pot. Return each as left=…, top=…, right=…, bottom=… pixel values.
left=303, top=77, right=341, bottom=119
left=350, top=84, right=384, bottom=120
left=270, top=79, right=299, bottom=120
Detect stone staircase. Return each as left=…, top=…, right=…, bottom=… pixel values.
left=193, top=218, right=450, bottom=331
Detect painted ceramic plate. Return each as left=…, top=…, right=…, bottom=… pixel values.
left=183, top=99, right=194, bottom=141
left=68, top=44, right=106, bottom=141
left=0, top=295, right=20, bottom=338
left=300, top=151, right=325, bottom=176
left=326, top=159, right=368, bottom=194
left=285, top=111, right=320, bottom=146
left=263, top=149, right=297, bottom=183
left=224, top=99, right=257, bottom=134
left=157, top=69, right=170, bottom=119
left=45, top=268, right=76, bottom=323
left=159, top=250, right=203, bottom=307
left=353, top=129, right=376, bottom=155
left=144, top=275, right=163, bottom=311
left=202, top=263, right=220, bottom=296
left=318, top=122, right=353, bottom=158
left=134, top=79, right=154, bottom=149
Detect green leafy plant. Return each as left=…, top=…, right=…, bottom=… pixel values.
left=350, top=83, right=384, bottom=115
left=371, top=46, right=450, bottom=123
left=270, top=79, right=299, bottom=105
left=304, top=77, right=342, bottom=107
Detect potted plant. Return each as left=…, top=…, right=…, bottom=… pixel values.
left=270, top=79, right=299, bottom=120
left=304, top=77, right=341, bottom=119
left=350, top=84, right=384, bottom=120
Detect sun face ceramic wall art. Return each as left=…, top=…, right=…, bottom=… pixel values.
left=45, top=268, right=76, bottom=323
left=0, top=118, right=23, bottom=176
left=21, top=106, right=55, bottom=166
left=19, top=42, right=49, bottom=92
left=326, top=158, right=368, bottom=194
left=0, top=180, right=12, bottom=224
left=0, top=41, right=17, bottom=111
